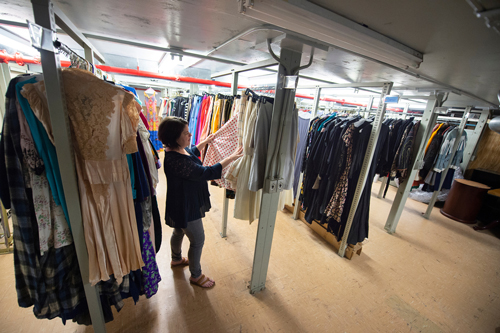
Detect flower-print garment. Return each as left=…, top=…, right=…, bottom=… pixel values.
left=21, top=68, right=144, bottom=286
left=144, top=89, right=162, bottom=151
left=141, top=230, right=161, bottom=298
left=29, top=170, right=73, bottom=254
left=325, top=124, right=355, bottom=221
left=16, top=99, right=44, bottom=175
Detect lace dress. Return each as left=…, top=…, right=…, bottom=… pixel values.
left=21, top=68, right=144, bottom=286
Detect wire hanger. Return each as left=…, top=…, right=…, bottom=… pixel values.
left=54, top=39, right=94, bottom=73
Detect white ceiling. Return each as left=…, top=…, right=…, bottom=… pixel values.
left=0, top=0, right=499, bottom=108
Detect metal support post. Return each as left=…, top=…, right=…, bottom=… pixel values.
left=423, top=107, right=472, bottom=219
left=311, top=86, right=321, bottom=118
left=338, top=82, right=393, bottom=257
left=30, top=0, right=106, bottom=331
left=250, top=47, right=302, bottom=294
left=292, top=172, right=303, bottom=219
left=220, top=72, right=239, bottom=238
left=377, top=176, right=387, bottom=198
left=402, top=103, right=409, bottom=120
left=231, top=72, right=239, bottom=96
left=365, top=96, right=374, bottom=118
left=0, top=63, right=11, bottom=124
left=189, top=83, right=199, bottom=95
left=376, top=98, right=390, bottom=199
left=293, top=86, right=320, bottom=219
left=83, top=44, right=94, bottom=64
left=384, top=95, right=442, bottom=234
left=460, top=109, right=489, bottom=171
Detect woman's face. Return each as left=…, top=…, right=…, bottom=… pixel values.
left=176, top=125, right=192, bottom=149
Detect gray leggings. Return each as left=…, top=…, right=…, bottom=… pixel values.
left=170, top=218, right=205, bottom=278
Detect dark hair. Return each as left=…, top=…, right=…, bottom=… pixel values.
left=158, top=116, right=188, bottom=149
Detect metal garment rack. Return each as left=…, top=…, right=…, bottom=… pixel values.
left=383, top=101, right=490, bottom=233
left=292, top=82, right=393, bottom=257
left=215, top=36, right=320, bottom=293
left=250, top=40, right=315, bottom=294
left=376, top=109, right=487, bottom=200
left=219, top=71, right=240, bottom=238
left=216, top=58, right=282, bottom=238
left=29, top=0, right=107, bottom=332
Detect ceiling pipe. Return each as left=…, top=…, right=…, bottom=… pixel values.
left=0, top=50, right=404, bottom=111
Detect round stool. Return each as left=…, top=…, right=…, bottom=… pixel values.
left=440, top=179, right=491, bottom=224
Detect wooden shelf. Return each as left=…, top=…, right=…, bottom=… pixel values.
left=284, top=204, right=362, bottom=260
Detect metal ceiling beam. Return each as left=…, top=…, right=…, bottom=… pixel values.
left=52, top=5, right=105, bottom=63
left=83, top=33, right=246, bottom=66
left=211, top=58, right=279, bottom=78
left=298, top=82, right=390, bottom=89
left=0, top=19, right=31, bottom=28
left=0, top=26, right=30, bottom=45
left=186, top=26, right=274, bottom=69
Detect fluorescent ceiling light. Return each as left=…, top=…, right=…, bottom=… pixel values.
left=240, top=0, right=423, bottom=69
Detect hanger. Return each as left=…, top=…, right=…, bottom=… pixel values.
left=145, top=87, right=155, bottom=95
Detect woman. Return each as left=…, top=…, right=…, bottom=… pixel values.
left=158, top=116, right=242, bottom=288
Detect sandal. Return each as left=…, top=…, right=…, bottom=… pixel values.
left=171, top=257, right=189, bottom=268
left=190, top=274, right=215, bottom=288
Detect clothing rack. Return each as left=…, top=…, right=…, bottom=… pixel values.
left=383, top=99, right=490, bottom=233
left=27, top=0, right=107, bottom=331
left=292, top=82, right=393, bottom=258
left=216, top=93, right=234, bottom=100
left=376, top=109, right=484, bottom=198
left=215, top=36, right=321, bottom=293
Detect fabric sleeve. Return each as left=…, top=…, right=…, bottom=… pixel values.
left=189, top=146, right=201, bottom=157
left=20, top=82, right=55, bottom=145
left=121, top=93, right=140, bottom=154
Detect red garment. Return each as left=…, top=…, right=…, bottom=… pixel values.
left=203, top=114, right=239, bottom=190
left=140, top=109, right=149, bottom=130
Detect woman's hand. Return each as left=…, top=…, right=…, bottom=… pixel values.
left=229, top=146, right=243, bottom=161
left=197, top=134, right=215, bottom=151
left=220, top=147, right=244, bottom=168
left=205, top=134, right=215, bottom=145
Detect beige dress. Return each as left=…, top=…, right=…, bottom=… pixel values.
left=230, top=98, right=262, bottom=223
left=21, top=68, right=144, bottom=285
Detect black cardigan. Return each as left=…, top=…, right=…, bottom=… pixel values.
left=163, top=147, right=222, bottom=228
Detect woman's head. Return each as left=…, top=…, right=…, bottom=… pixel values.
left=158, top=116, right=191, bottom=149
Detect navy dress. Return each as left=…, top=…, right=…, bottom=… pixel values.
left=163, top=147, right=222, bottom=228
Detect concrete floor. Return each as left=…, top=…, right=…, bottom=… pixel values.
left=0, top=164, right=499, bottom=332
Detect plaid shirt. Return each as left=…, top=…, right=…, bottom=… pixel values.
left=1, top=84, right=87, bottom=320
left=1, top=78, right=131, bottom=324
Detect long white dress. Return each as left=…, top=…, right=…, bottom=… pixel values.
left=231, top=98, right=262, bottom=223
